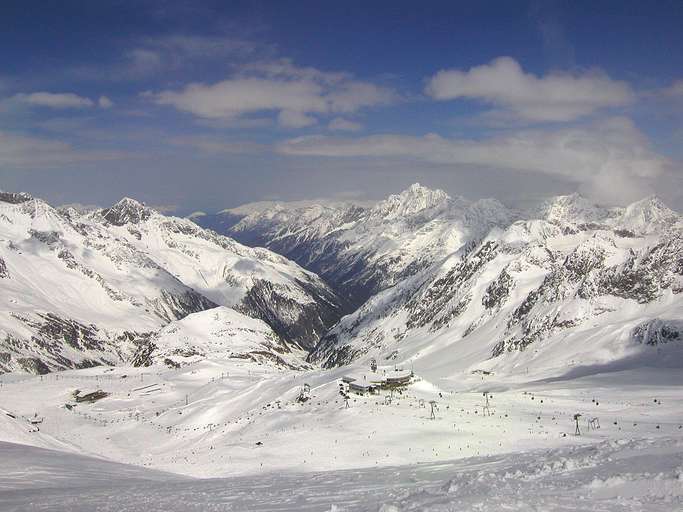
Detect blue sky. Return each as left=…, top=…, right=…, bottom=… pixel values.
left=1, top=0, right=682, bottom=213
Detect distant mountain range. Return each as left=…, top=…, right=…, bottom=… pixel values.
left=0, top=191, right=342, bottom=373
left=196, top=185, right=683, bottom=379
left=2, top=185, right=681, bottom=380
left=196, top=184, right=517, bottom=308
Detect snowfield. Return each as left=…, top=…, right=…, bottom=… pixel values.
left=1, top=437, right=682, bottom=511
left=0, top=192, right=343, bottom=373
left=1, top=186, right=682, bottom=510
left=1, top=361, right=682, bottom=510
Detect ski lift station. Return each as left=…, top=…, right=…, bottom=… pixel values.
left=342, top=366, right=413, bottom=395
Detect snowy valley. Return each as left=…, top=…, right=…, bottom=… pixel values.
left=1, top=185, right=682, bottom=511
left=0, top=191, right=342, bottom=374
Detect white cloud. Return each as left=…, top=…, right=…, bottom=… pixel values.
left=123, top=36, right=256, bottom=78
left=328, top=118, right=363, bottom=132
left=278, top=110, right=317, bottom=128
left=662, top=80, right=683, bottom=98
left=327, top=81, right=394, bottom=113
left=150, top=78, right=326, bottom=120
left=144, top=35, right=259, bottom=59
left=65, top=34, right=266, bottom=83
left=147, top=60, right=396, bottom=128
left=169, top=136, right=268, bottom=155
left=425, top=57, right=635, bottom=122
left=98, top=96, right=114, bottom=108
left=12, top=92, right=95, bottom=109
left=240, top=58, right=349, bottom=84
left=125, top=48, right=164, bottom=77
left=0, top=131, right=132, bottom=168
left=277, top=117, right=672, bottom=203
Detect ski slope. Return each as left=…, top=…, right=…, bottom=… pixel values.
left=1, top=188, right=682, bottom=510
left=1, top=395, right=682, bottom=511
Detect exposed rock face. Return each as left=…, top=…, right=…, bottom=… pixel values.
left=101, top=198, right=153, bottom=226
left=198, top=184, right=516, bottom=308
left=0, top=192, right=344, bottom=373
left=0, top=191, right=33, bottom=205
left=3, top=186, right=680, bottom=379
left=0, top=313, right=153, bottom=374
left=482, top=269, right=513, bottom=310
left=309, top=194, right=682, bottom=375
left=237, top=278, right=343, bottom=351
left=631, top=319, right=682, bottom=346
left=405, top=241, right=499, bottom=331
left=16, top=357, right=50, bottom=375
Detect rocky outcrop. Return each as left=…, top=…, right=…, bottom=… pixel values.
left=0, top=191, right=344, bottom=373
left=310, top=194, right=682, bottom=371
left=237, top=278, right=342, bottom=351
left=632, top=319, right=681, bottom=346
left=199, top=184, right=515, bottom=309
left=101, top=198, right=153, bottom=226
left=0, top=191, right=32, bottom=204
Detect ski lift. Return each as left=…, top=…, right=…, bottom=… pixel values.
left=482, top=391, right=492, bottom=416
left=573, top=413, right=582, bottom=435
left=429, top=400, right=438, bottom=420
left=28, top=412, right=43, bottom=425
left=296, top=383, right=311, bottom=403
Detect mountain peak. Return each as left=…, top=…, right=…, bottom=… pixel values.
left=102, top=197, right=153, bottom=226
left=0, top=191, right=33, bottom=205
left=618, top=195, right=679, bottom=233
left=540, top=193, right=606, bottom=225
left=404, top=182, right=447, bottom=199
left=626, top=195, right=672, bottom=213
left=372, top=183, right=451, bottom=219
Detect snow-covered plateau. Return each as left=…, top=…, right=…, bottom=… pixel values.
left=1, top=185, right=682, bottom=511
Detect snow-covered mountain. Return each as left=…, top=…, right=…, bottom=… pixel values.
left=198, top=184, right=516, bottom=307
left=4, top=185, right=681, bottom=383
left=2, top=189, right=683, bottom=512
left=310, top=193, right=683, bottom=379
left=134, top=307, right=312, bottom=371
left=0, top=192, right=343, bottom=374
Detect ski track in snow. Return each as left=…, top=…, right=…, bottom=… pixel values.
left=1, top=437, right=682, bottom=511
left=1, top=187, right=682, bottom=510
left=1, top=362, right=682, bottom=511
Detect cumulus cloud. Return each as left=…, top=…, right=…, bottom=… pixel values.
left=278, top=117, right=672, bottom=203
left=327, top=81, right=394, bottom=113
left=328, top=118, right=363, bottom=132
left=12, top=92, right=95, bottom=109
left=425, top=57, right=635, bottom=122
left=278, top=110, right=318, bottom=128
left=98, top=96, right=114, bottom=108
left=146, top=59, right=396, bottom=128
left=149, top=78, right=326, bottom=119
